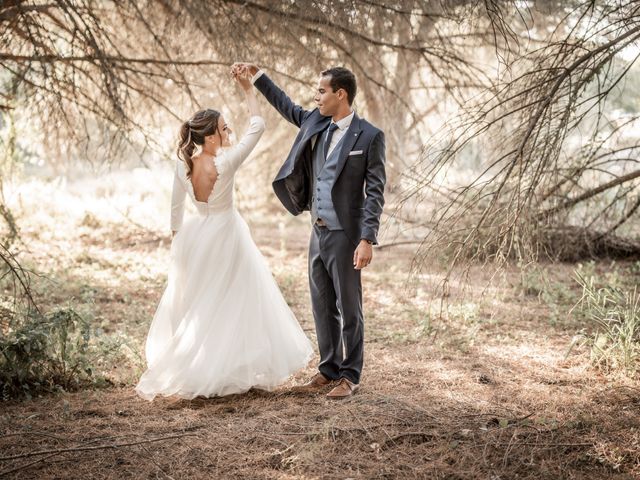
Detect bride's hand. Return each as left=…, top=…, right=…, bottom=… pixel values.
left=232, top=65, right=252, bottom=92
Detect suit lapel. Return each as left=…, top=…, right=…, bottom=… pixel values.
left=278, top=116, right=329, bottom=179
left=287, top=118, right=330, bottom=173
left=333, top=114, right=362, bottom=181
left=302, top=118, right=331, bottom=146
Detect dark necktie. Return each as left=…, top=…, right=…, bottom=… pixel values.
left=323, top=123, right=339, bottom=160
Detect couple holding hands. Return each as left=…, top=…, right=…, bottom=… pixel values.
left=135, top=62, right=386, bottom=402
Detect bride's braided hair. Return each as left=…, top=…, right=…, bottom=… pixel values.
left=177, top=109, right=221, bottom=177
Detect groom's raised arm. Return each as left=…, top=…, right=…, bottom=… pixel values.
left=233, top=63, right=311, bottom=128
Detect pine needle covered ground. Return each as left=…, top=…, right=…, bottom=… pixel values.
left=1, top=170, right=639, bottom=479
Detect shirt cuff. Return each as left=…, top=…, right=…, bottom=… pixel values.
left=251, top=70, right=264, bottom=84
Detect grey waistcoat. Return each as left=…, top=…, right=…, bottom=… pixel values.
left=311, top=131, right=346, bottom=230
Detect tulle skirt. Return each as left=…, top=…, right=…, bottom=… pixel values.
left=135, top=208, right=313, bottom=401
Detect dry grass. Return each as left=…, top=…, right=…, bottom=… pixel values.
left=1, top=170, right=639, bottom=479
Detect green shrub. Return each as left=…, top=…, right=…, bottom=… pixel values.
left=0, top=307, right=99, bottom=400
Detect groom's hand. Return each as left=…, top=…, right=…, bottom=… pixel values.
left=353, top=240, right=373, bottom=270
left=231, top=62, right=259, bottom=77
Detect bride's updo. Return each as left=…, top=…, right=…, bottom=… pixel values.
left=177, top=109, right=221, bottom=177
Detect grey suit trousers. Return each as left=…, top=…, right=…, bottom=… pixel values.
left=309, top=224, right=363, bottom=384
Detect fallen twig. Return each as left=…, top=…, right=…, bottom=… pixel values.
left=0, top=433, right=197, bottom=461
left=0, top=453, right=60, bottom=477
left=0, top=433, right=134, bottom=477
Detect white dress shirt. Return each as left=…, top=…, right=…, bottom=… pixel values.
left=323, top=111, right=354, bottom=156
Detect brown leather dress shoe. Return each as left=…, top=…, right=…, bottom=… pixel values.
left=326, top=378, right=360, bottom=399
left=291, top=372, right=335, bottom=393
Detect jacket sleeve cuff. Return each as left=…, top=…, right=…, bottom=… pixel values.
left=251, top=70, right=264, bottom=84
left=360, top=231, right=378, bottom=245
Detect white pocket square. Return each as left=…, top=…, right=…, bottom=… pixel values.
left=348, top=150, right=363, bottom=156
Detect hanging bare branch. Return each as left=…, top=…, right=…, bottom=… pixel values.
left=398, top=0, right=640, bottom=270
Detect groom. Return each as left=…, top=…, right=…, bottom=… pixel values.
left=234, top=62, right=386, bottom=399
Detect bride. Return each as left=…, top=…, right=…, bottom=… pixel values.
left=135, top=67, right=313, bottom=401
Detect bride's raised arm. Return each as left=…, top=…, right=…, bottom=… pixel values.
left=216, top=68, right=265, bottom=175
left=221, top=113, right=264, bottom=174
left=238, top=66, right=261, bottom=118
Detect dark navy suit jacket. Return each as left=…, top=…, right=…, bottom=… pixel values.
left=255, top=73, right=386, bottom=246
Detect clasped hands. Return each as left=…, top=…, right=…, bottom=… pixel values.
left=230, top=63, right=252, bottom=91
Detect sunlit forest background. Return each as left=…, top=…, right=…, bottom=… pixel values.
left=1, top=1, right=640, bottom=479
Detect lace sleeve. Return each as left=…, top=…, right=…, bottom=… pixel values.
left=170, top=160, right=187, bottom=232
left=215, top=116, right=266, bottom=176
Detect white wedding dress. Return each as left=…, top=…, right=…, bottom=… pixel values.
left=135, top=116, right=313, bottom=401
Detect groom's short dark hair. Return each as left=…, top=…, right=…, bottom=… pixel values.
left=321, top=67, right=357, bottom=105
